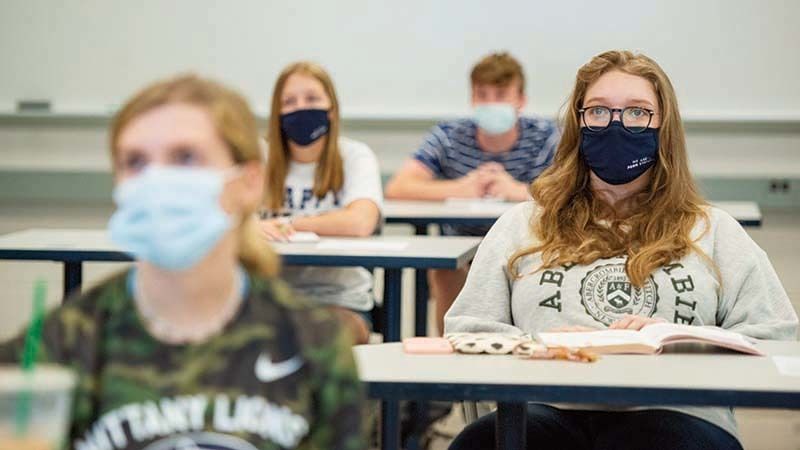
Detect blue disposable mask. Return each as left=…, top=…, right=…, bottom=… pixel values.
left=473, top=103, right=517, bottom=135
left=580, top=122, right=659, bottom=185
left=108, top=165, right=236, bottom=271
left=280, top=108, right=330, bottom=146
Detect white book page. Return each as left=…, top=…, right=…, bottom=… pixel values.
left=536, top=330, right=649, bottom=348
left=640, top=323, right=758, bottom=352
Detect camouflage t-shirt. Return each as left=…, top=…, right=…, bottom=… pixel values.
left=0, top=269, right=366, bottom=450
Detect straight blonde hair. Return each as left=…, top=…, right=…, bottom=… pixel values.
left=110, top=74, right=279, bottom=278
left=265, top=62, right=344, bottom=211
left=509, top=50, right=711, bottom=287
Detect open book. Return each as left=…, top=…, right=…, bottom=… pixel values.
left=535, top=323, right=763, bottom=356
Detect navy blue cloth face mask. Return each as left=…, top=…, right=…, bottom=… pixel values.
left=580, top=121, right=659, bottom=185
left=280, top=108, right=330, bottom=146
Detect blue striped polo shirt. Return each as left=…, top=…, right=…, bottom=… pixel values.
left=413, top=116, right=559, bottom=235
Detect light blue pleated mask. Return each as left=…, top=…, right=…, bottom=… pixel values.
left=108, top=166, right=236, bottom=271
left=473, top=103, right=517, bottom=135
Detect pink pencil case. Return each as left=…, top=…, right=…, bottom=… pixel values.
left=402, top=337, right=454, bottom=354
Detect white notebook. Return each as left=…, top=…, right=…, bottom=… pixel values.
left=315, top=240, right=408, bottom=251
left=536, top=323, right=762, bottom=355
left=444, top=197, right=515, bottom=213
left=286, top=231, right=320, bottom=243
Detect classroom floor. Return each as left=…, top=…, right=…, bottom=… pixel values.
left=0, top=201, right=798, bottom=449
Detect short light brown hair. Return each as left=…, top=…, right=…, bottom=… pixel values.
left=470, top=52, right=525, bottom=93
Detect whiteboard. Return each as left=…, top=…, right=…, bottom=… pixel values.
left=1, top=0, right=798, bottom=120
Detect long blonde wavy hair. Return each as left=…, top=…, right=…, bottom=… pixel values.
left=264, top=61, right=344, bottom=211
left=509, top=50, right=710, bottom=287
left=110, top=74, right=279, bottom=278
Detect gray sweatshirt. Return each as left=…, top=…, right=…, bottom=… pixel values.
left=445, top=201, right=798, bottom=440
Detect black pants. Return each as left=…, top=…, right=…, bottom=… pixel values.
left=449, top=404, right=743, bottom=450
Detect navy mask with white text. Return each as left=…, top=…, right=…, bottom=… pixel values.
left=280, top=109, right=330, bottom=146
left=580, top=121, right=659, bottom=185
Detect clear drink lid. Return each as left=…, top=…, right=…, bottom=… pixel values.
left=0, top=365, right=76, bottom=392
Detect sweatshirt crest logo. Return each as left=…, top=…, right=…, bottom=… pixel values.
left=606, top=281, right=631, bottom=308
left=580, top=263, right=658, bottom=325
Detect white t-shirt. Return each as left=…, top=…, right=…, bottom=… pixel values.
left=274, top=137, right=383, bottom=312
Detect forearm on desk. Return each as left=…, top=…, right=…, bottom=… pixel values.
left=291, top=200, right=380, bottom=237
left=385, top=177, right=473, bottom=200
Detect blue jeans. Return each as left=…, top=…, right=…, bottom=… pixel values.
left=449, top=404, right=742, bottom=450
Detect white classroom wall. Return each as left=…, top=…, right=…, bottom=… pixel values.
left=1, top=0, right=799, bottom=117
left=0, top=0, right=799, bottom=178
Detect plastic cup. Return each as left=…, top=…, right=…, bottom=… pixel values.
left=0, top=365, right=76, bottom=450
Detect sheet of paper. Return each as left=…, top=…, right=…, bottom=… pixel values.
left=445, top=197, right=506, bottom=205
left=444, top=198, right=515, bottom=213
left=287, top=231, right=320, bottom=243
left=315, top=240, right=409, bottom=252
left=536, top=330, right=644, bottom=348
left=772, top=356, right=800, bottom=376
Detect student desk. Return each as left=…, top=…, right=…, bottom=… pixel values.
left=0, top=228, right=480, bottom=343
left=355, top=341, right=800, bottom=450
left=383, top=199, right=763, bottom=337
left=714, top=201, right=763, bottom=227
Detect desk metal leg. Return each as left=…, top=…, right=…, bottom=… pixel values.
left=63, top=261, right=83, bottom=300
left=414, top=269, right=429, bottom=337
left=382, top=268, right=402, bottom=343
left=380, top=268, right=402, bottom=450
left=413, top=223, right=429, bottom=338
left=496, top=402, right=526, bottom=450
left=381, top=399, right=401, bottom=450
left=409, top=223, right=431, bottom=450
left=410, top=264, right=432, bottom=450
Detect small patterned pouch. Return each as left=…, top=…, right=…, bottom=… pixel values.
left=445, top=333, right=599, bottom=362
left=445, top=333, right=533, bottom=354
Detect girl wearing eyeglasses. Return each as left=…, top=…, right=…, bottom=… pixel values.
left=445, top=50, right=797, bottom=450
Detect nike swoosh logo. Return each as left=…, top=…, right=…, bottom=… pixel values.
left=255, top=352, right=304, bottom=383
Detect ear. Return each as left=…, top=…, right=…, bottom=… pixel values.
left=237, top=160, right=266, bottom=210
left=470, top=85, right=479, bottom=107
left=516, top=92, right=527, bottom=112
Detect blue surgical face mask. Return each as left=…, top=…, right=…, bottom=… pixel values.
left=280, top=108, right=330, bottom=146
left=580, top=121, right=659, bottom=185
left=473, top=103, right=517, bottom=135
left=108, top=165, right=236, bottom=271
